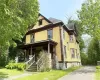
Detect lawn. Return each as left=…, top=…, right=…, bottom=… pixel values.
left=96, top=67, right=100, bottom=80
left=14, top=67, right=80, bottom=80
left=0, top=68, right=23, bottom=78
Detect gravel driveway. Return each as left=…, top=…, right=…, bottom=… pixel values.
left=58, top=66, right=96, bottom=80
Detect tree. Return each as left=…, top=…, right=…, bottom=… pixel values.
left=87, top=37, right=100, bottom=65
left=78, top=0, right=100, bottom=39
left=0, top=0, right=39, bottom=53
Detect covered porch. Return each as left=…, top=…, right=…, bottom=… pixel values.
left=18, top=40, right=57, bottom=68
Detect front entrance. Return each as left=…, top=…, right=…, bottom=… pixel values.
left=19, top=40, right=57, bottom=68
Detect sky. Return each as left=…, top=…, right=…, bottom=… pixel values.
left=38, top=0, right=85, bottom=22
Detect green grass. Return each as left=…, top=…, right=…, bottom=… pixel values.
left=96, top=67, right=100, bottom=80
left=15, top=67, right=80, bottom=80
left=0, top=68, right=23, bottom=78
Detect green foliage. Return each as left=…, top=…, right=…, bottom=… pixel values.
left=87, top=37, right=100, bottom=65
left=0, top=53, right=8, bottom=67
left=80, top=53, right=88, bottom=65
left=5, top=63, right=26, bottom=71
left=96, top=66, right=100, bottom=69
left=0, top=0, right=39, bottom=58
left=39, top=51, right=51, bottom=72
left=78, top=0, right=100, bottom=39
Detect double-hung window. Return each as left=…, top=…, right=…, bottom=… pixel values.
left=47, top=29, right=53, bottom=39
left=30, top=34, right=34, bottom=43
left=70, top=48, right=75, bottom=58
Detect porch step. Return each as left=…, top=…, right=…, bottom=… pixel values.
left=26, top=63, right=37, bottom=72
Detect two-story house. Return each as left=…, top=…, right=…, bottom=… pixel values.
left=19, top=13, right=81, bottom=70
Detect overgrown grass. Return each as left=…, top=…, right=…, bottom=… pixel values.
left=15, top=66, right=80, bottom=80
left=0, top=68, right=23, bottom=78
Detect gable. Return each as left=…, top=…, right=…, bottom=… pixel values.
left=31, top=14, right=51, bottom=30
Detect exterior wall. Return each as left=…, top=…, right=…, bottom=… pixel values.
left=35, top=30, right=47, bottom=41
left=67, top=62, right=81, bottom=68
left=53, top=26, right=62, bottom=61
left=62, top=27, right=81, bottom=64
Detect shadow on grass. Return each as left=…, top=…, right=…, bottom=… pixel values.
left=0, top=72, right=8, bottom=78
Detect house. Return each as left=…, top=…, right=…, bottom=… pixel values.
left=19, top=13, right=81, bottom=71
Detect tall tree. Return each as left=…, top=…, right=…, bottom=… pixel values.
left=78, top=0, right=100, bottom=39
left=0, top=0, right=39, bottom=53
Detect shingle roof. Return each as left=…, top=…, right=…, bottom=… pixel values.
left=49, top=17, right=62, bottom=24
left=67, top=23, right=75, bottom=30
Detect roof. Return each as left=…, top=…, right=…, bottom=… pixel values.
left=39, top=13, right=52, bottom=23
left=67, top=23, right=75, bottom=30
left=49, top=17, right=62, bottom=24
left=18, top=40, right=57, bottom=49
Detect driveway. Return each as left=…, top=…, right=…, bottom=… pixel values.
left=58, top=66, right=96, bottom=80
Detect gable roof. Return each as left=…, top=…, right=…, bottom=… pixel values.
left=39, top=13, right=52, bottom=23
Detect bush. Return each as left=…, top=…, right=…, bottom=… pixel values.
left=5, top=63, right=26, bottom=71
left=96, top=66, right=100, bottom=69
left=17, top=63, right=26, bottom=71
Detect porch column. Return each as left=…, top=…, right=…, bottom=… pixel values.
left=29, top=46, right=33, bottom=59
left=24, top=50, right=26, bottom=61
left=30, top=46, right=32, bottom=55
left=48, top=42, right=50, bottom=53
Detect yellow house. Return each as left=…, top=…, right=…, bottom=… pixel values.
left=19, top=13, right=81, bottom=70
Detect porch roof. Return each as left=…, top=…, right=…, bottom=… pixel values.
left=18, top=40, right=57, bottom=49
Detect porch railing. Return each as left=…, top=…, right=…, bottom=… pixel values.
left=25, top=54, right=35, bottom=69
left=36, top=54, right=45, bottom=71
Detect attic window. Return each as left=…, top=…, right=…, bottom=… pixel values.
left=39, top=19, right=42, bottom=26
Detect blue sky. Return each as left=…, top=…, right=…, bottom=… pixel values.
left=39, top=0, right=85, bottom=22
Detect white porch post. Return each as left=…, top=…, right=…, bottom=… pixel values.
left=48, top=42, right=50, bottom=53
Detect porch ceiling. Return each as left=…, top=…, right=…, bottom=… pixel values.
left=18, top=40, right=57, bottom=49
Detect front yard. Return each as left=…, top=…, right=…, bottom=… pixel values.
left=0, top=67, right=80, bottom=80
left=14, top=67, right=80, bottom=80
left=0, top=68, right=23, bottom=79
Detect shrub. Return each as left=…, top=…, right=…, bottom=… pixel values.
left=38, top=51, right=51, bottom=72
left=17, top=63, right=26, bottom=71
left=96, top=66, right=100, bottom=69
left=5, top=63, right=26, bottom=71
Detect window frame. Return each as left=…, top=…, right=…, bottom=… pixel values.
left=69, top=35, right=74, bottom=42
left=47, top=29, right=53, bottom=40
left=39, top=19, right=42, bottom=26
left=64, top=45, right=67, bottom=58
left=30, top=34, right=34, bottom=43
left=70, top=48, right=75, bottom=58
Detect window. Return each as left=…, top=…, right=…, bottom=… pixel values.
left=70, top=48, right=75, bottom=58
left=63, top=29, right=65, bottom=39
left=39, top=19, right=42, bottom=25
left=64, top=46, right=67, bottom=58
left=69, top=35, right=74, bottom=42
left=47, top=29, right=53, bottom=39
left=30, top=34, right=34, bottom=43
